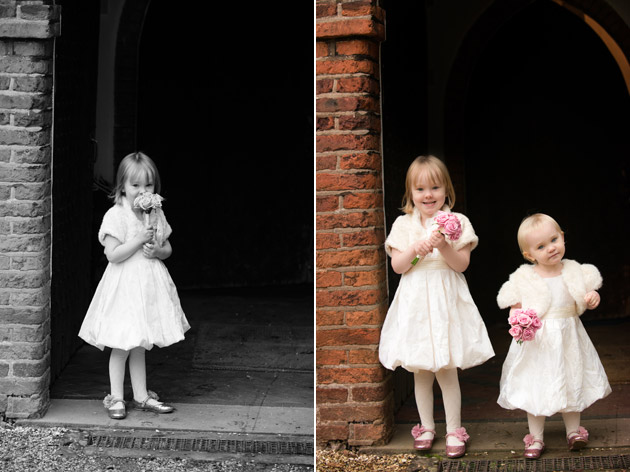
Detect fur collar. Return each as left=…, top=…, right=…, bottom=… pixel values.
left=497, top=259, right=595, bottom=315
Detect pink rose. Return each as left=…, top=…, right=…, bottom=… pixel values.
left=434, top=212, right=462, bottom=241
left=522, top=327, right=536, bottom=342
left=444, top=221, right=462, bottom=240
left=531, top=316, right=542, bottom=330
left=517, top=312, right=532, bottom=327
left=508, top=314, right=518, bottom=326
left=434, top=211, right=450, bottom=226
left=508, top=325, right=523, bottom=339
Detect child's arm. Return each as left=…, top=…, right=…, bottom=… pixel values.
left=103, top=225, right=154, bottom=263
left=390, top=239, right=433, bottom=274
left=508, top=303, right=522, bottom=317
left=428, top=231, right=471, bottom=272
left=142, top=240, right=173, bottom=260
left=584, top=291, right=600, bottom=310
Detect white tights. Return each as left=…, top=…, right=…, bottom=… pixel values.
left=527, top=412, right=582, bottom=448
left=414, top=369, right=463, bottom=445
left=109, top=347, right=150, bottom=404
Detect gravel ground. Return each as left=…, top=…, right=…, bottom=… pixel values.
left=315, top=449, right=437, bottom=472
left=0, top=421, right=313, bottom=472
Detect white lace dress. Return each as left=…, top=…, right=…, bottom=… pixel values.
left=378, top=208, right=495, bottom=372
left=79, top=199, right=191, bottom=351
left=497, top=276, right=611, bottom=416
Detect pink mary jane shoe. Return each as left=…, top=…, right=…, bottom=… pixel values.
left=411, top=424, right=436, bottom=451
left=567, top=426, right=589, bottom=451
left=445, top=427, right=469, bottom=459
left=523, top=434, right=545, bottom=459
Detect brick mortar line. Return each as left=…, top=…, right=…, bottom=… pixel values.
left=316, top=73, right=375, bottom=79
left=316, top=15, right=376, bottom=24
left=316, top=110, right=376, bottom=115
left=317, top=129, right=374, bottom=137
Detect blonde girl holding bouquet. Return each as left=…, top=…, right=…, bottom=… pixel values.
left=379, top=155, right=495, bottom=458
left=79, top=152, right=190, bottom=420
left=497, top=213, right=611, bottom=459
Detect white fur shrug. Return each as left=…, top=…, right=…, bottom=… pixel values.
left=497, top=260, right=602, bottom=316
left=384, top=206, right=478, bottom=257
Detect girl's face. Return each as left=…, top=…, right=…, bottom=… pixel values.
left=523, top=221, right=565, bottom=268
left=411, top=170, right=446, bottom=222
left=123, top=170, right=154, bottom=210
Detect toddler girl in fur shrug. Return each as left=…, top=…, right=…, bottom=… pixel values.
left=496, top=213, right=610, bottom=460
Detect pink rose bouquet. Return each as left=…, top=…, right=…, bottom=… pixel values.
left=411, top=212, right=463, bottom=266
left=508, top=308, right=541, bottom=345
left=433, top=211, right=462, bottom=241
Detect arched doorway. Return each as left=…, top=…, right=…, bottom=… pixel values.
left=454, top=0, right=630, bottom=325
left=51, top=1, right=313, bottom=412
left=382, top=0, right=630, bottom=427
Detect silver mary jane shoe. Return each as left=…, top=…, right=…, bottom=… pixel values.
left=103, top=395, right=127, bottom=420
left=131, top=390, right=174, bottom=414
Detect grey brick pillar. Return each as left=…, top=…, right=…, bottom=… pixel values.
left=0, top=1, right=60, bottom=419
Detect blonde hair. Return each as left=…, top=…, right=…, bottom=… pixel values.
left=111, top=152, right=161, bottom=204
left=517, top=213, right=563, bottom=261
left=401, top=155, right=456, bottom=214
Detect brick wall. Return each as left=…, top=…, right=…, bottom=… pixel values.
left=0, top=0, right=59, bottom=418
left=315, top=0, right=393, bottom=446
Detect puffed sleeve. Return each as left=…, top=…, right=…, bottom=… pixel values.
left=452, top=212, right=479, bottom=252
left=497, top=277, right=520, bottom=309
left=384, top=215, right=410, bottom=257
left=98, top=206, right=126, bottom=246
left=581, top=263, right=603, bottom=292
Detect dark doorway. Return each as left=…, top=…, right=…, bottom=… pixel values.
left=380, top=0, right=630, bottom=424
left=51, top=3, right=314, bottom=412
left=462, top=1, right=630, bottom=325
left=50, top=0, right=100, bottom=384
left=136, top=3, right=313, bottom=290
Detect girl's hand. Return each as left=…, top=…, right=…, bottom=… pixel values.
left=142, top=242, right=158, bottom=259
left=428, top=230, right=447, bottom=250
left=412, top=239, right=433, bottom=258
left=584, top=291, right=600, bottom=310
left=136, top=225, right=154, bottom=244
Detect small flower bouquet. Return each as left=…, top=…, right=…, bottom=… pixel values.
left=411, top=211, right=462, bottom=265
left=433, top=211, right=462, bottom=241
left=133, top=192, right=163, bottom=226
left=508, top=308, right=542, bottom=345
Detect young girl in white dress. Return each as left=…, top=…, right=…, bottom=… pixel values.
left=79, top=152, right=190, bottom=420
left=379, top=155, right=495, bottom=458
left=497, top=213, right=611, bottom=459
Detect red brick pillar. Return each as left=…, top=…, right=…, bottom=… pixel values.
left=315, top=1, right=392, bottom=446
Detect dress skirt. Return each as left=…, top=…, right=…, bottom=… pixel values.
left=79, top=250, right=191, bottom=351
left=379, top=258, right=494, bottom=373
left=498, top=310, right=611, bottom=417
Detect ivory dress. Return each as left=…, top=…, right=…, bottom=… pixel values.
left=378, top=207, right=495, bottom=373
left=497, top=263, right=611, bottom=416
left=79, top=198, right=190, bottom=351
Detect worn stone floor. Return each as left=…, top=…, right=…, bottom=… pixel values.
left=50, top=285, right=314, bottom=410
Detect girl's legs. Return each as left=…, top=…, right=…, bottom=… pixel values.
left=527, top=413, right=546, bottom=449
left=128, top=346, right=165, bottom=407
left=413, top=370, right=436, bottom=439
left=109, top=348, right=130, bottom=408
left=435, top=368, right=463, bottom=446
left=562, top=412, right=581, bottom=437
left=129, top=347, right=151, bottom=403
